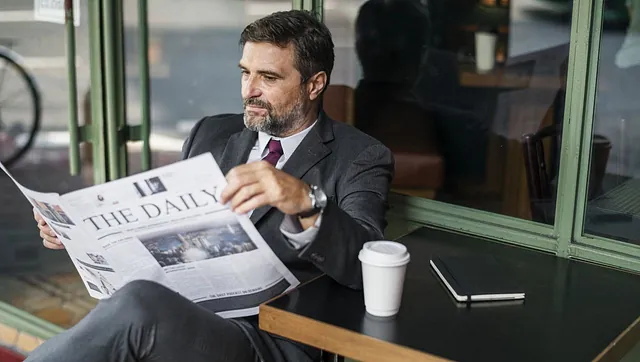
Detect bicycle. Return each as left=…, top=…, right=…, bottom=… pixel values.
left=0, top=43, right=41, bottom=169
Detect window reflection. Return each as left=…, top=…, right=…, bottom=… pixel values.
left=123, top=0, right=291, bottom=174
left=325, top=0, right=571, bottom=222
left=0, top=1, right=94, bottom=329
left=0, top=0, right=293, bottom=332
left=585, top=0, right=640, bottom=244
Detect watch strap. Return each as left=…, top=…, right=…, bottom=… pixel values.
left=297, top=184, right=323, bottom=218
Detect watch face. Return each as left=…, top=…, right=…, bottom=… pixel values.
left=314, top=187, right=328, bottom=208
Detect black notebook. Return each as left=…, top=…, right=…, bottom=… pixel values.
left=430, top=255, right=525, bottom=303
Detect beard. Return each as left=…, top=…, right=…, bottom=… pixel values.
left=243, top=96, right=306, bottom=137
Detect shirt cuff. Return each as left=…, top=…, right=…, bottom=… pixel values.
left=280, top=212, right=323, bottom=250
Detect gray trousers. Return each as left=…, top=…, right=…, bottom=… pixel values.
left=25, top=280, right=317, bottom=362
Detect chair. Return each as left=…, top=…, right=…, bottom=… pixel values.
left=353, top=82, right=445, bottom=196
left=522, top=124, right=612, bottom=223
left=323, top=85, right=355, bottom=125
left=324, top=83, right=445, bottom=198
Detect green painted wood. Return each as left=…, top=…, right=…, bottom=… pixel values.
left=571, top=0, right=604, bottom=246
left=64, top=0, right=81, bottom=176
left=568, top=0, right=640, bottom=263
left=88, top=0, right=108, bottom=184
left=138, top=0, right=152, bottom=171
left=569, top=244, right=640, bottom=274
left=553, top=0, right=599, bottom=257
left=577, top=234, right=640, bottom=261
left=0, top=302, right=63, bottom=340
left=388, top=194, right=557, bottom=252
left=101, top=0, right=128, bottom=181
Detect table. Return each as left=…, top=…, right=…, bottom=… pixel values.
left=459, top=64, right=542, bottom=90
left=260, top=227, right=640, bottom=362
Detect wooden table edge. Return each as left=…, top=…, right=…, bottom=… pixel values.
left=259, top=303, right=451, bottom=362
left=261, top=274, right=327, bottom=306
left=593, top=316, right=640, bottom=362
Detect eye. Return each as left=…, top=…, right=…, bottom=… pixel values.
left=264, top=75, right=277, bottom=82
left=240, top=70, right=249, bottom=76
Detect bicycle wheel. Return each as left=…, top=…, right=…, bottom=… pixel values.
left=0, top=45, right=41, bottom=168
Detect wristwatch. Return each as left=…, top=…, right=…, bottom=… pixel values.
left=298, top=184, right=327, bottom=218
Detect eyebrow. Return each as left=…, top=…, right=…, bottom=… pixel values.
left=238, top=64, right=283, bottom=78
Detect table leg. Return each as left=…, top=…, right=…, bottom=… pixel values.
left=321, top=350, right=344, bottom=362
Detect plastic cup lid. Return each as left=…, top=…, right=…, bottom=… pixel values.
left=358, top=241, right=410, bottom=267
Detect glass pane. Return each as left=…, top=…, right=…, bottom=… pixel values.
left=123, top=0, right=291, bottom=172
left=0, top=0, right=294, bottom=334
left=584, top=0, right=640, bottom=243
left=0, top=0, right=95, bottom=329
left=325, top=0, right=571, bottom=224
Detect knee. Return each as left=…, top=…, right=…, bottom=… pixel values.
left=106, top=280, right=175, bottom=323
left=116, top=280, right=174, bottom=302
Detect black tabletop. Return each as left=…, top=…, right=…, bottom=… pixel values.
left=264, top=227, right=640, bottom=362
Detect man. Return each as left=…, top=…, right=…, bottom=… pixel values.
left=29, top=10, right=393, bottom=362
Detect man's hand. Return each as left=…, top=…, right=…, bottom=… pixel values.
left=33, top=208, right=65, bottom=250
left=221, top=161, right=314, bottom=217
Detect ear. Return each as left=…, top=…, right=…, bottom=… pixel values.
left=306, top=71, right=327, bottom=101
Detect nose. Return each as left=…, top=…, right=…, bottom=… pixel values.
left=242, top=75, right=262, bottom=100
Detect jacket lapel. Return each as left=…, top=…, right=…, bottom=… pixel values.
left=250, top=113, right=334, bottom=224
left=218, top=128, right=258, bottom=175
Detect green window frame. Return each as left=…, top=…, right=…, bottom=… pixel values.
left=302, top=0, right=640, bottom=274
left=66, top=0, right=151, bottom=185
left=76, top=0, right=639, bottom=272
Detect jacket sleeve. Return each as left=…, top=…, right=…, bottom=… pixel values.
left=297, top=143, right=394, bottom=289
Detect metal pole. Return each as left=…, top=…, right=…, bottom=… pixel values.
left=292, top=0, right=304, bottom=10
left=88, top=0, right=107, bottom=184
left=64, top=0, right=80, bottom=175
left=114, top=0, right=128, bottom=177
left=102, top=0, right=128, bottom=180
left=312, top=0, right=323, bottom=22
left=138, top=0, right=152, bottom=171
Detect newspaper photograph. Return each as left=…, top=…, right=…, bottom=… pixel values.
left=0, top=153, right=299, bottom=318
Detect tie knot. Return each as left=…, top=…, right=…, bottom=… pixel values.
left=267, top=139, right=283, bottom=156
left=263, top=139, right=284, bottom=167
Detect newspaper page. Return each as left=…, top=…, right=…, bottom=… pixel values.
left=1, top=154, right=299, bottom=318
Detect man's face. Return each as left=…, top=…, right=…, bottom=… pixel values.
left=239, top=42, right=309, bottom=137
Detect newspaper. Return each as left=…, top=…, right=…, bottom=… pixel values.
left=0, top=153, right=299, bottom=318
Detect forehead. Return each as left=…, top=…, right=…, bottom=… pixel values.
left=240, top=42, right=297, bottom=73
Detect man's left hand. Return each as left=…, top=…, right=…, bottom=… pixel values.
left=221, top=161, right=313, bottom=217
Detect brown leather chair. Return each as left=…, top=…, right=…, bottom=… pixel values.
left=354, top=83, right=444, bottom=195
left=323, top=84, right=354, bottom=125
left=323, top=84, right=444, bottom=198
left=323, top=84, right=445, bottom=197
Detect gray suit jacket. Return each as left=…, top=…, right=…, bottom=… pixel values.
left=181, top=112, right=393, bottom=361
left=181, top=112, right=394, bottom=290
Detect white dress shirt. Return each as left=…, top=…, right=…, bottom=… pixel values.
left=245, top=120, right=322, bottom=249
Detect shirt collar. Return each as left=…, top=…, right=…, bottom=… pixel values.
left=258, top=119, right=318, bottom=161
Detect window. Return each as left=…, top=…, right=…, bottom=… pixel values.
left=0, top=0, right=93, bottom=328
left=123, top=0, right=291, bottom=172
left=584, top=0, right=640, bottom=245
left=324, top=0, right=571, bottom=224
left=0, top=0, right=293, bottom=332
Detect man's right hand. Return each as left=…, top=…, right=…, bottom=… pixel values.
left=34, top=208, right=65, bottom=250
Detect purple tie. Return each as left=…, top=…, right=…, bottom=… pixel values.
left=263, top=139, right=283, bottom=166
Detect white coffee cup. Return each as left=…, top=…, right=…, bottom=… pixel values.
left=475, top=31, right=497, bottom=73
left=358, top=241, right=410, bottom=317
